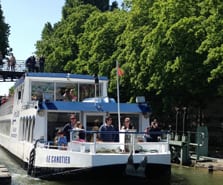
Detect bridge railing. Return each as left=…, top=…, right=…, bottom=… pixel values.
left=0, top=60, right=26, bottom=72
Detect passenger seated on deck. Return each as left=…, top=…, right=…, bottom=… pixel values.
left=57, top=130, right=67, bottom=150
left=63, top=89, right=72, bottom=101
left=70, top=89, right=77, bottom=102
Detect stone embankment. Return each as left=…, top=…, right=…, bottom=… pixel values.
left=0, top=164, right=11, bottom=185
left=185, top=154, right=223, bottom=173
left=194, top=157, right=223, bottom=173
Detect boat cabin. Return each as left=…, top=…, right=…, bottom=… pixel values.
left=9, top=72, right=151, bottom=144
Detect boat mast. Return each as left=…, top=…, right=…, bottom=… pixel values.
left=116, top=60, right=121, bottom=130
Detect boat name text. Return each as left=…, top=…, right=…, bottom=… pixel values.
left=46, top=155, right=70, bottom=164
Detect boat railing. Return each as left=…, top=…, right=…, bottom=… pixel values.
left=21, top=101, right=38, bottom=110
left=36, top=130, right=170, bottom=154
left=0, top=59, right=26, bottom=72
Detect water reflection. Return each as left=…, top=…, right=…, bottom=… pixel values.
left=1, top=147, right=223, bottom=185
left=171, top=165, right=223, bottom=185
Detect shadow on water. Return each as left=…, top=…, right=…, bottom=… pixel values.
left=18, top=177, right=171, bottom=185
left=10, top=170, right=174, bottom=185
left=171, top=165, right=223, bottom=185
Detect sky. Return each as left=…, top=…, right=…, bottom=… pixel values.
left=0, top=0, right=65, bottom=95
left=0, top=0, right=122, bottom=96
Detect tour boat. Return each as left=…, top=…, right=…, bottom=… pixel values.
left=0, top=72, right=171, bottom=180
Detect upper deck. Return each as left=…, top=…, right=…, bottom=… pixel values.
left=14, top=72, right=108, bottom=103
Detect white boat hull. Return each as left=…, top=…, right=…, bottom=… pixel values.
left=0, top=72, right=171, bottom=180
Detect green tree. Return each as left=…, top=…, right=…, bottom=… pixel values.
left=197, top=0, right=223, bottom=96
left=36, top=4, right=98, bottom=72
left=0, top=4, right=10, bottom=57
left=62, top=0, right=109, bottom=19
left=73, top=10, right=127, bottom=77
left=84, top=0, right=109, bottom=11
left=113, top=0, right=154, bottom=102
left=34, top=0, right=223, bottom=123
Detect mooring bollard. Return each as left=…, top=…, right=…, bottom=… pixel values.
left=208, top=164, right=214, bottom=173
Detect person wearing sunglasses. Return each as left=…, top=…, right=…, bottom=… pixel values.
left=62, top=113, right=77, bottom=142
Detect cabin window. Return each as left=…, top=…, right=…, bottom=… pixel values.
left=18, top=117, right=23, bottom=140
left=79, top=84, right=96, bottom=101
left=25, top=117, right=29, bottom=141
left=30, top=81, right=103, bottom=102
left=55, top=83, right=78, bottom=101
left=31, top=82, right=54, bottom=101
left=27, top=118, right=31, bottom=141
left=21, top=117, right=26, bottom=140
left=18, top=91, right=21, bottom=100
left=29, top=116, right=35, bottom=142
left=47, top=112, right=80, bottom=142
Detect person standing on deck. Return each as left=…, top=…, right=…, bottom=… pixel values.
left=99, top=116, right=116, bottom=142
left=25, top=56, right=32, bottom=72
left=63, top=89, right=72, bottom=101
left=76, top=121, right=85, bottom=141
left=62, top=113, right=78, bottom=142
left=39, top=55, right=45, bottom=72
left=121, top=117, right=134, bottom=130
left=121, top=117, right=134, bottom=152
left=144, top=119, right=161, bottom=142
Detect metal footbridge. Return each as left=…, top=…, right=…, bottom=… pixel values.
left=0, top=60, right=26, bottom=82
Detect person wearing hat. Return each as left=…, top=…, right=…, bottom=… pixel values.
left=56, top=129, right=67, bottom=150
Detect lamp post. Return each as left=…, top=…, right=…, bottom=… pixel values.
left=182, top=107, right=187, bottom=141
left=175, top=107, right=180, bottom=140
left=182, top=107, right=187, bottom=136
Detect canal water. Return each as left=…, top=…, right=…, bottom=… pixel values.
left=1, top=147, right=223, bottom=185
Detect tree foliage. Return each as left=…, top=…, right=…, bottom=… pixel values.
left=34, top=0, right=223, bottom=122
left=0, top=4, right=10, bottom=57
